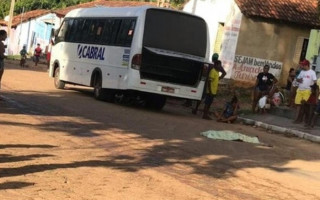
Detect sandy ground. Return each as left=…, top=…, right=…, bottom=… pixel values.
left=0, top=60, right=319, bottom=200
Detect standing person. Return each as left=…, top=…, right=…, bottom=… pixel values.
left=34, top=43, right=42, bottom=66
left=192, top=53, right=226, bottom=115
left=202, top=61, right=220, bottom=120
left=0, top=30, right=7, bottom=95
left=285, top=68, right=295, bottom=106
left=289, top=64, right=302, bottom=107
left=293, top=59, right=317, bottom=123
left=304, top=83, right=319, bottom=127
left=252, top=65, right=278, bottom=112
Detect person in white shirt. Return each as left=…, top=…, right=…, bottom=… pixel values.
left=294, top=59, right=317, bottom=123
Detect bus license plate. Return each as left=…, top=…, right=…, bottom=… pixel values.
left=162, top=86, right=175, bottom=93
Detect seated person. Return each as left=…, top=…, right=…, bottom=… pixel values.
left=20, top=45, right=28, bottom=67
left=216, top=96, right=239, bottom=123
left=252, top=65, right=278, bottom=112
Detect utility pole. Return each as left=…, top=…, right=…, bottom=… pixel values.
left=7, top=0, right=15, bottom=38
left=192, top=0, right=198, bottom=14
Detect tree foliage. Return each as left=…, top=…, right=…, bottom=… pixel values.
left=0, top=0, right=94, bottom=19
left=0, top=0, right=187, bottom=20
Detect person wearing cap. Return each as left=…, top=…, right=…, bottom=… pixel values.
left=294, top=59, right=317, bottom=123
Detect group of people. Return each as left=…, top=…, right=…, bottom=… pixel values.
left=19, top=43, right=43, bottom=67
left=252, top=59, right=320, bottom=128
left=0, top=30, right=45, bottom=98
left=192, top=53, right=240, bottom=123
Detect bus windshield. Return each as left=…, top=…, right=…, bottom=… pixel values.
left=143, top=9, right=207, bottom=57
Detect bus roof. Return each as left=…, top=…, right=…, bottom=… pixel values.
left=66, top=6, right=156, bottom=18
left=65, top=6, right=200, bottom=19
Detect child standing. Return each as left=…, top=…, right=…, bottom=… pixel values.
left=20, top=46, right=28, bottom=67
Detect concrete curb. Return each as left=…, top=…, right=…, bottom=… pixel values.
left=239, top=117, right=320, bottom=144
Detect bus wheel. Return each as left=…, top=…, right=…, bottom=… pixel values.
left=93, top=76, right=107, bottom=100
left=54, top=67, right=65, bottom=89
left=146, top=94, right=166, bottom=110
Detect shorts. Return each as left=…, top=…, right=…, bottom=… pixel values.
left=315, top=101, right=320, bottom=115
left=204, top=94, right=215, bottom=105
left=295, top=89, right=311, bottom=105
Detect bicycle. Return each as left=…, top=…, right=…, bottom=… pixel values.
left=20, top=55, right=27, bottom=68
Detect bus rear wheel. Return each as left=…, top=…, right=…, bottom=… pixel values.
left=54, top=67, right=65, bottom=89
left=146, top=94, right=166, bottom=110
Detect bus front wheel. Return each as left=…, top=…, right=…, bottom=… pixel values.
left=93, top=76, right=107, bottom=100
left=54, top=67, right=65, bottom=89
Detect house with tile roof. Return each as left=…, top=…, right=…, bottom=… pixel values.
left=184, top=0, right=320, bottom=85
left=0, top=9, right=55, bottom=56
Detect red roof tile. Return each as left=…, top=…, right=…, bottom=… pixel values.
left=54, top=0, right=156, bottom=17
left=0, top=0, right=155, bottom=28
left=235, top=0, right=320, bottom=28
left=0, top=9, right=51, bottom=27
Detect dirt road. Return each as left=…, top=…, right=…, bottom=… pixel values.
left=0, top=60, right=319, bottom=200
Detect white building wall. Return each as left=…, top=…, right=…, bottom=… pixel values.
left=9, top=13, right=56, bottom=55
left=183, top=0, right=234, bottom=57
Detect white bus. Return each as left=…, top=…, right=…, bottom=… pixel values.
left=49, top=6, right=210, bottom=109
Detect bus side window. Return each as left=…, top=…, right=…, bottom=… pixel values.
left=73, top=19, right=85, bottom=42
left=56, top=20, right=70, bottom=43
left=109, top=19, right=122, bottom=46
left=88, top=19, right=105, bottom=44
left=115, top=18, right=136, bottom=47
left=100, top=19, right=121, bottom=46
left=94, top=20, right=105, bottom=43
left=79, top=19, right=93, bottom=43
left=66, top=19, right=79, bottom=42
left=101, top=19, right=112, bottom=45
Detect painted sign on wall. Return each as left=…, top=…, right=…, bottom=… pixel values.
left=231, top=55, right=283, bottom=83
left=219, top=3, right=242, bottom=78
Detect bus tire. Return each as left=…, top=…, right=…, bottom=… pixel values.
left=93, top=75, right=107, bottom=100
left=146, top=94, right=166, bottom=110
left=54, top=67, right=65, bottom=89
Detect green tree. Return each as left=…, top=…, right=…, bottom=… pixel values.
left=0, top=0, right=188, bottom=19
left=0, top=0, right=94, bottom=19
